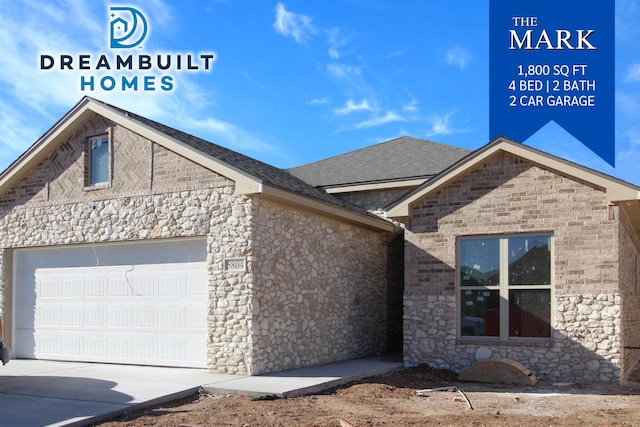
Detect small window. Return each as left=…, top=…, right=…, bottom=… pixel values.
left=458, top=234, right=552, bottom=340
left=88, top=135, right=110, bottom=185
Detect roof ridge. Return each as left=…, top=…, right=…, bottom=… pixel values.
left=289, top=135, right=457, bottom=170
left=287, top=136, right=472, bottom=188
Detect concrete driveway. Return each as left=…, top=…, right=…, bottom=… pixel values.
left=0, top=357, right=402, bottom=426
left=0, top=360, right=242, bottom=427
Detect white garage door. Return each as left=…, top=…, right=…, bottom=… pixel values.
left=13, top=239, right=208, bottom=368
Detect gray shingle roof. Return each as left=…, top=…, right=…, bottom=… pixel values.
left=287, top=136, right=472, bottom=188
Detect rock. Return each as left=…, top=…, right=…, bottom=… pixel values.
left=458, top=358, right=538, bottom=385
left=475, top=347, right=492, bottom=361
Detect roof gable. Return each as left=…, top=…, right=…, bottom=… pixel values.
left=387, top=137, right=640, bottom=218
left=0, top=97, right=261, bottom=196
left=0, top=97, right=394, bottom=232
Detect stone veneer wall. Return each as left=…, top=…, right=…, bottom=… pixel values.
left=0, top=117, right=260, bottom=374
left=619, top=209, right=640, bottom=381
left=207, top=194, right=255, bottom=374
left=250, top=197, right=388, bottom=374
left=0, top=249, right=6, bottom=321
left=402, top=152, right=623, bottom=383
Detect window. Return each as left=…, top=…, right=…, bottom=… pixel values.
left=88, top=134, right=110, bottom=185
left=458, top=234, right=552, bottom=340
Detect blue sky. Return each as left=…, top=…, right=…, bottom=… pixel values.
left=1, top=1, right=638, bottom=185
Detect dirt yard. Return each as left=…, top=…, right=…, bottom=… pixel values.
left=94, top=365, right=640, bottom=427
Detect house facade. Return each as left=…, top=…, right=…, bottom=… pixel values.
left=1, top=97, right=639, bottom=383
left=386, top=140, right=640, bottom=383
left=0, top=97, right=395, bottom=375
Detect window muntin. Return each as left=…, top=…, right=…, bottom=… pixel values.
left=459, top=234, right=552, bottom=340
left=89, top=135, right=109, bottom=185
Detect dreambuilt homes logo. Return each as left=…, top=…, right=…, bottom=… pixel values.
left=39, top=6, right=216, bottom=92
left=110, top=6, right=148, bottom=49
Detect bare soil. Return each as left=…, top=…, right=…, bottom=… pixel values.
left=94, top=365, right=640, bottom=427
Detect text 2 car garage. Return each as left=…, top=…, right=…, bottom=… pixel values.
left=13, top=239, right=208, bottom=368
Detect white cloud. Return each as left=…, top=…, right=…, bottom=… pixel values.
left=326, top=63, right=362, bottom=79
left=308, top=98, right=329, bottom=105
left=273, top=3, right=316, bottom=44
left=425, top=113, right=454, bottom=136
left=243, top=69, right=269, bottom=92
left=387, top=49, right=409, bottom=59
left=446, top=46, right=472, bottom=69
left=334, top=99, right=374, bottom=115
left=616, top=0, right=640, bottom=44
left=402, top=88, right=418, bottom=112
left=326, top=27, right=350, bottom=60
left=180, top=115, right=276, bottom=154
left=424, top=112, right=470, bottom=137
left=626, top=64, right=640, bottom=82
left=355, top=111, right=405, bottom=129
left=403, top=101, right=418, bottom=112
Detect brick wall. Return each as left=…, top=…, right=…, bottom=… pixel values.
left=619, top=208, right=640, bottom=381
left=403, top=152, right=622, bottom=382
left=0, top=116, right=232, bottom=213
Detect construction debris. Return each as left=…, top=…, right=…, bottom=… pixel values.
left=416, top=386, right=474, bottom=410
left=250, top=394, right=280, bottom=401
left=339, top=418, right=358, bottom=427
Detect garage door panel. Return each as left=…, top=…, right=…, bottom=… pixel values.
left=61, top=336, right=82, bottom=355
left=85, top=337, right=106, bottom=357
left=132, top=308, right=155, bottom=328
left=85, top=307, right=107, bottom=327
left=39, top=335, right=59, bottom=355
left=186, top=308, right=207, bottom=328
left=186, top=276, right=207, bottom=295
left=14, top=240, right=208, bottom=368
left=38, top=279, right=61, bottom=298
left=63, top=279, right=84, bottom=297
left=185, top=341, right=207, bottom=362
left=38, top=307, right=59, bottom=326
left=108, top=338, right=129, bottom=359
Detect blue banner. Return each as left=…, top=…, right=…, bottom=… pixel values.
left=490, top=0, right=615, bottom=166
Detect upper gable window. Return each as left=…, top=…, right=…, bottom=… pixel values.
left=88, top=134, right=110, bottom=186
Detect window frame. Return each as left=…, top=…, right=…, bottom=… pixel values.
left=85, top=131, right=112, bottom=188
left=456, top=233, right=554, bottom=342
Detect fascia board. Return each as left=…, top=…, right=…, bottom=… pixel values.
left=0, top=99, right=96, bottom=195
left=325, top=179, right=426, bottom=194
left=260, top=184, right=396, bottom=232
